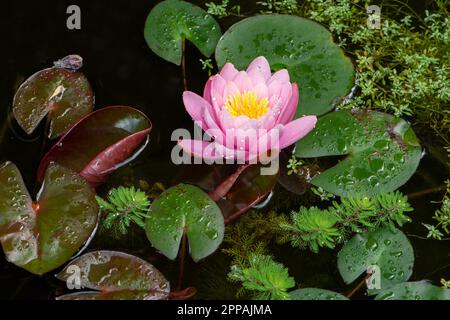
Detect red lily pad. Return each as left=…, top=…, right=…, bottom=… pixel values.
left=0, top=162, right=99, bottom=275
left=56, top=251, right=170, bottom=300
left=277, top=151, right=319, bottom=195
left=13, top=56, right=93, bottom=139
left=37, top=106, right=152, bottom=187
left=180, top=164, right=279, bottom=223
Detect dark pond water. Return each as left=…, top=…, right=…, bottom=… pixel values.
left=0, top=0, right=448, bottom=299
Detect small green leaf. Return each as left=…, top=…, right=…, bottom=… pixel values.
left=56, top=250, right=170, bottom=300
left=337, top=227, right=414, bottom=295
left=144, top=184, right=224, bottom=262
left=144, top=0, right=221, bottom=65
left=215, top=15, right=354, bottom=116
left=375, top=281, right=450, bottom=300
left=289, top=288, right=348, bottom=300
left=295, top=110, right=422, bottom=197
left=13, top=63, right=93, bottom=139
left=0, top=162, right=99, bottom=275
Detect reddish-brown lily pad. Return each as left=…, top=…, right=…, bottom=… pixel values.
left=37, top=106, right=152, bottom=187
left=56, top=251, right=170, bottom=300
left=180, top=164, right=278, bottom=223
left=13, top=56, right=93, bottom=139
left=0, top=162, right=99, bottom=275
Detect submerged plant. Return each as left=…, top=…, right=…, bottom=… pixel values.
left=96, top=186, right=151, bottom=234
left=228, top=254, right=295, bottom=300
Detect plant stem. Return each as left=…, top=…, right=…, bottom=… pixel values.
left=224, top=197, right=260, bottom=225
left=407, top=185, right=447, bottom=199
left=346, top=272, right=372, bottom=299
left=177, top=230, right=187, bottom=291
left=209, top=164, right=250, bottom=202
left=181, top=38, right=188, bottom=91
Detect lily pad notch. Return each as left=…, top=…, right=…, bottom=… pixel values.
left=145, top=184, right=225, bottom=262
left=144, top=0, right=222, bottom=65
left=13, top=55, right=94, bottom=139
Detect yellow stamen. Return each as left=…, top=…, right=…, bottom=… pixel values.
left=225, top=91, right=269, bottom=119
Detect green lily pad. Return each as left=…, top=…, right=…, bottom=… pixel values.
left=144, top=184, right=224, bottom=262
left=144, top=0, right=221, bottom=65
left=56, top=250, right=170, bottom=300
left=375, top=281, right=450, bottom=300
left=0, top=162, right=99, bottom=275
left=215, top=15, right=354, bottom=116
left=289, top=288, right=348, bottom=300
left=13, top=64, right=93, bottom=139
left=337, top=227, right=414, bottom=295
left=295, top=110, right=422, bottom=197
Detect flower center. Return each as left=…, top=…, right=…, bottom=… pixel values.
left=225, top=91, right=269, bottom=119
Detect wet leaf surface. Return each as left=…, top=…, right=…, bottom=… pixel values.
left=277, top=151, right=318, bottom=195
left=144, top=0, right=221, bottom=65
left=215, top=15, right=354, bottom=116
left=37, top=106, right=152, bottom=187
left=179, top=164, right=279, bottom=223
left=56, top=250, right=170, bottom=300
left=289, top=288, right=348, bottom=300
left=0, top=162, right=99, bottom=275
left=375, top=281, right=450, bottom=300
left=145, top=184, right=224, bottom=262
left=337, top=227, right=414, bottom=295
left=217, top=164, right=279, bottom=223
left=13, top=66, right=93, bottom=139
left=295, top=110, right=422, bottom=197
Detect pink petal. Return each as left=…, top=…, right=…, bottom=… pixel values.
left=183, top=91, right=217, bottom=131
left=279, top=116, right=317, bottom=149
left=183, top=91, right=210, bottom=122
left=253, top=83, right=269, bottom=100
left=268, top=79, right=282, bottom=97
left=178, top=139, right=223, bottom=161
left=220, top=63, right=239, bottom=81
left=278, top=83, right=299, bottom=124
left=279, top=83, right=293, bottom=108
left=223, top=81, right=240, bottom=103
left=203, top=77, right=213, bottom=103
left=211, top=75, right=226, bottom=106
left=269, top=69, right=290, bottom=84
left=233, top=71, right=253, bottom=92
left=246, top=56, right=271, bottom=81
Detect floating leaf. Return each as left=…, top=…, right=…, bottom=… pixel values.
left=216, top=164, right=278, bottom=223
left=289, top=288, right=348, bottom=300
left=56, top=250, right=170, bottom=300
left=277, top=151, right=318, bottom=195
left=144, top=184, right=224, bottom=262
left=337, top=227, right=414, bottom=295
left=375, top=281, right=450, bottom=300
left=215, top=15, right=354, bottom=116
left=295, top=110, right=422, bottom=197
left=144, top=0, right=221, bottom=65
left=37, top=106, right=152, bottom=187
left=13, top=56, right=93, bottom=139
left=0, top=162, right=99, bottom=275
left=180, top=164, right=278, bottom=223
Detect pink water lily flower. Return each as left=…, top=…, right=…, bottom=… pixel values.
left=179, top=56, right=317, bottom=162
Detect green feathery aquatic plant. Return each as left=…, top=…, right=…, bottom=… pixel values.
left=228, top=254, right=295, bottom=300
left=96, top=186, right=151, bottom=235
left=280, top=192, right=413, bottom=252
